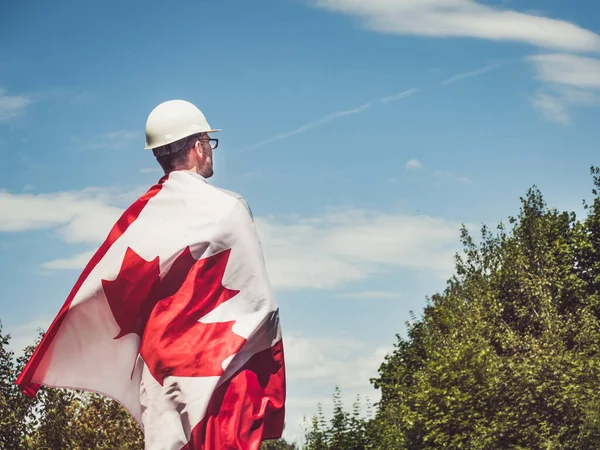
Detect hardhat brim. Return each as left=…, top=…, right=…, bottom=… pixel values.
left=145, top=128, right=221, bottom=150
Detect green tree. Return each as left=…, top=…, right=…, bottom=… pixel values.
left=261, top=436, right=299, bottom=450
left=69, top=393, right=144, bottom=450
left=302, top=388, right=370, bottom=450
left=369, top=169, right=600, bottom=449
left=28, top=387, right=78, bottom=449
left=346, top=395, right=369, bottom=449
left=303, top=167, right=600, bottom=449
left=327, top=387, right=350, bottom=449
left=0, top=322, right=40, bottom=449
left=303, top=404, right=329, bottom=450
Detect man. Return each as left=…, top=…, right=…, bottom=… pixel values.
left=147, top=99, right=253, bottom=218
left=17, top=99, right=286, bottom=450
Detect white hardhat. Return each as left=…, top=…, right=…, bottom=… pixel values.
left=144, top=99, right=220, bottom=150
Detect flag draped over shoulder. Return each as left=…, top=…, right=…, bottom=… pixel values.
left=16, top=171, right=286, bottom=450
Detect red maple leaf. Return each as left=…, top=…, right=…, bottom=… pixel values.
left=102, top=248, right=163, bottom=339
left=102, top=247, right=246, bottom=385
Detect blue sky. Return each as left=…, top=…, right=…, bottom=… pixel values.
left=2, top=0, right=600, bottom=443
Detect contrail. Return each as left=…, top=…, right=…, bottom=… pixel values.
left=235, top=88, right=419, bottom=153
left=379, top=88, right=419, bottom=103
left=441, top=62, right=502, bottom=85
left=233, top=59, right=503, bottom=154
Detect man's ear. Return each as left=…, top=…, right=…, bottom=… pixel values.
left=194, top=140, right=203, bottom=159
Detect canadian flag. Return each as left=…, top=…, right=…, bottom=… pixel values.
left=16, top=171, right=286, bottom=450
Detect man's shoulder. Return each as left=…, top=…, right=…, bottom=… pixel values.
left=214, top=187, right=253, bottom=219
left=160, top=172, right=253, bottom=219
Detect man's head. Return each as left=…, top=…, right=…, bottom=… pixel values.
left=144, top=100, right=220, bottom=177
left=152, top=132, right=218, bottom=177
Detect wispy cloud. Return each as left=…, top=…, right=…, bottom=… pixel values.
left=310, top=1, right=600, bottom=125
left=529, top=86, right=600, bottom=124
left=531, top=91, right=570, bottom=124
left=4, top=318, right=52, bottom=355
left=282, top=333, right=389, bottom=441
left=405, top=160, right=472, bottom=186
left=42, top=250, right=95, bottom=270
left=441, top=62, right=502, bottom=85
left=405, top=159, right=423, bottom=170
left=257, top=208, right=462, bottom=288
left=527, top=54, right=600, bottom=123
left=236, top=88, right=418, bottom=153
left=529, top=54, right=600, bottom=89
left=433, top=170, right=473, bottom=186
left=285, top=334, right=389, bottom=385
left=140, top=167, right=162, bottom=174
left=313, top=0, right=600, bottom=52
left=337, top=290, right=401, bottom=299
left=0, top=186, right=146, bottom=243
left=0, top=185, right=462, bottom=286
left=0, top=88, right=32, bottom=122
left=44, top=204, right=461, bottom=285
left=104, top=130, right=139, bottom=142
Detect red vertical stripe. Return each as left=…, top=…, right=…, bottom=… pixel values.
left=16, top=178, right=167, bottom=396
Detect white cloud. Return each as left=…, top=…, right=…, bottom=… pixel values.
left=405, top=164, right=472, bottom=187
left=555, top=86, right=600, bottom=105
left=0, top=186, right=145, bottom=244
left=529, top=86, right=600, bottom=124
left=432, top=170, right=473, bottom=186
left=285, top=389, right=377, bottom=445
left=528, top=54, right=600, bottom=123
left=405, top=159, right=423, bottom=170
left=531, top=91, right=570, bottom=124
left=529, top=54, right=600, bottom=89
left=285, top=334, right=388, bottom=386
left=42, top=250, right=96, bottom=270
left=282, top=334, right=388, bottom=442
left=105, top=130, right=139, bottom=142
left=313, top=0, right=600, bottom=52
left=1, top=184, right=461, bottom=285
left=140, top=167, right=162, bottom=174
left=3, top=317, right=52, bottom=355
left=337, top=290, right=401, bottom=299
left=0, top=88, right=32, bottom=122
left=237, top=88, right=418, bottom=153
left=257, top=208, right=461, bottom=289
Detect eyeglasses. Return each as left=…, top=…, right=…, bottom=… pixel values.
left=198, top=138, right=218, bottom=150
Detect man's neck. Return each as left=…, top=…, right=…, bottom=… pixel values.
left=180, top=170, right=207, bottom=183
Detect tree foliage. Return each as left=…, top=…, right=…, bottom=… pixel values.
left=302, top=387, right=372, bottom=450
left=0, top=324, right=146, bottom=449
left=304, top=167, right=600, bottom=449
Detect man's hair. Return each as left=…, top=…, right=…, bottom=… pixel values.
left=152, top=134, right=200, bottom=173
